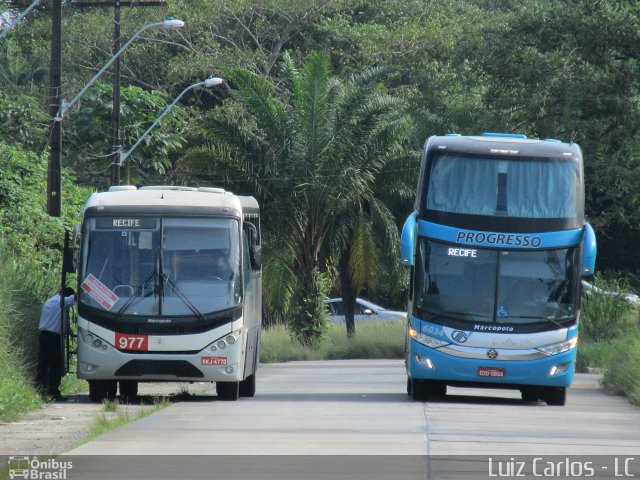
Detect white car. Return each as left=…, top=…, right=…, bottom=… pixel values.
left=582, top=281, right=640, bottom=307
left=325, top=298, right=407, bottom=323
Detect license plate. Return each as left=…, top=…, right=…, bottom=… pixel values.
left=478, top=367, right=505, bottom=378
left=201, top=356, right=228, bottom=366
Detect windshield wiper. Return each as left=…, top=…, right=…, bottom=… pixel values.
left=157, top=249, right=205, bottom=321
left=504, top=315, right=570, bottom=329
left=162, top=274, right=206, bottom=322
left=115, top=268, right=157, bottom=317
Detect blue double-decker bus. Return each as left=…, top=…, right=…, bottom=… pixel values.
left=401, top=133, right=597, bottom=405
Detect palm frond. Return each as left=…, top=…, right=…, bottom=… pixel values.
left=348, top=213, right=380, bottom=292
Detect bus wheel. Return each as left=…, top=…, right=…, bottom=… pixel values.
left=106, top=381, right=117, bottom=400
left=411, top=379, right=446, bottom=401
left=216, top=381, right=239, bottom=401
left=119, top=381, right=138, bottom=402
left=521, top=387, right=542, bottom=403
left=239, top=374, right=256, bottom=397
left=543, top=387, right=567, bottom=406
left=88, top=380, right=110, bottom=403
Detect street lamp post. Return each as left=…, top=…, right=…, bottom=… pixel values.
left=116, top=77, right=224, bottom=181
left=47, top=17, right=184, bottom=217
left=56, top=18, right=184, bottom=120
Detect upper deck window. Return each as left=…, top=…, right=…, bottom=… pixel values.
left=425, top=154, right=579, bottom=219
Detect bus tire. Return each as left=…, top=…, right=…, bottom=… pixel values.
left=521, top=387, right=542, bottom=402
left=106, top=381, right=118, bottom=400
left=88, top=380, right=110, bottom=403
left=411, top=379, right=446, bottom=401
left=543, top=387, right=567, bottom=406
left=216, top=381, right=239, bottom=401
left=119, top=381, right=138, bottom=402
left=239, top=373, right=256, bottom=397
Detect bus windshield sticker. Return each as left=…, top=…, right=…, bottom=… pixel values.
left=81, top=274, right=119, bottom=311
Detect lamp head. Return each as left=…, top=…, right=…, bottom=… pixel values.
left=162, top=18, right=185, bottom=29
left=203, top=77, right=224, bottom=88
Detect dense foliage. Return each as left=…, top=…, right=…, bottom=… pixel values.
left=2, top=0, right=640, bottom=341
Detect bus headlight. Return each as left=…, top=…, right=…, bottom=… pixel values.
left=537, top=337, right=578, bottom=356
left=409, top=327, right=449, bottom=348
left=208, top=330, right=241, bottom=352
left=81, top=332, right=108, bottom=351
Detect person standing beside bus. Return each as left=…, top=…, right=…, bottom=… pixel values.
left=36, top=287, right=75, bottom=401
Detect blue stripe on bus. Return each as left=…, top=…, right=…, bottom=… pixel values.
left=417, top=220, right=583, bottom=249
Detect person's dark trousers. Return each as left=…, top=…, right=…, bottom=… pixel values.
left=36, top=330, right=62, bottom=396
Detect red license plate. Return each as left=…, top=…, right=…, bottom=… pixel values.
left=478, top=367, right=505, bottom=378
left=115, top=333, right=149, bottom=351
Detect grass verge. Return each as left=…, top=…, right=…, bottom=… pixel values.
left=601, top=337, right=640, bottom=406
left=578, top=276, right=640, bottom=405
left=0, top=244, right=54, bottom=422
left=260, top=321, right=405, bottom=363
left=84, top=397, right=171, bottom=443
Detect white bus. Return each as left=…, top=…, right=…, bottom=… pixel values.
left=72, top=186, right=261, bottom=401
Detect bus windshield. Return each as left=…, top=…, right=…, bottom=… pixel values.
left=414, top=239, right=577, bottom=325
left=426, top=153, right=579, bottom=218
left=79, top=217, right=241, bottom=316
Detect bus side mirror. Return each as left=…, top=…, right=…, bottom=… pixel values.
left=581, top=222, right=597, bottom=277
left=243, top=221, right=262, bottom=271
left=250, top=245, right=262, bottom=270
left=400, top=212, right=417, bottom=267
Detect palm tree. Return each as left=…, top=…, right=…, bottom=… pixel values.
left=179, top=51, right=411, bottom=344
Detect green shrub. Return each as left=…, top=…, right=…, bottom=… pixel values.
left=575, top=341, right=612, bottom=372
left=580, top=275, right=638, bottom=342
left=0, top=244, right=52, bottom=421
left=601, top=337, right=640, bottom=406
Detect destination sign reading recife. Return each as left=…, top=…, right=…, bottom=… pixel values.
left=96, top=217, right=157, bottom=229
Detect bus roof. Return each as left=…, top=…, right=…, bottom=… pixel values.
left=425, top=134, right=582, bottom=160
left=85, top=186, right=258, bottom=215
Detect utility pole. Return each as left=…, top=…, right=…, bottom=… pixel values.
left=71, top=1, right=166, bottom=187
left=47, top=0, right=62, bottom=217
left=110, top=1, right=122, bottom=186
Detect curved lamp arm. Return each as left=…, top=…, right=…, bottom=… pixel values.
left=56, top=19, right=185, bottom=120
left=0, top=0, right=43, bottom=41
left=116, top=77, right=224, bottom=167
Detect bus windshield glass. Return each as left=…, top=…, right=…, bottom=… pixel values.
left=414, top=239, right=577, bottom=324
left=426, top=154, right=579, bottom=218
left=79, top=217, right=241, bottom=316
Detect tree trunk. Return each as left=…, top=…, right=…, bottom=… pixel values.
left=339, top=252, right=357, bottom=338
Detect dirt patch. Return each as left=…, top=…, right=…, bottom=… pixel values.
left=0, top=382, right=213, bottom=456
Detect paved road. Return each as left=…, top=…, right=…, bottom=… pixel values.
left=60, top=360, right=639, bottom=479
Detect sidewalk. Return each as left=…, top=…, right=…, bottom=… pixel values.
left=0, top=382, right=213, bottom=456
